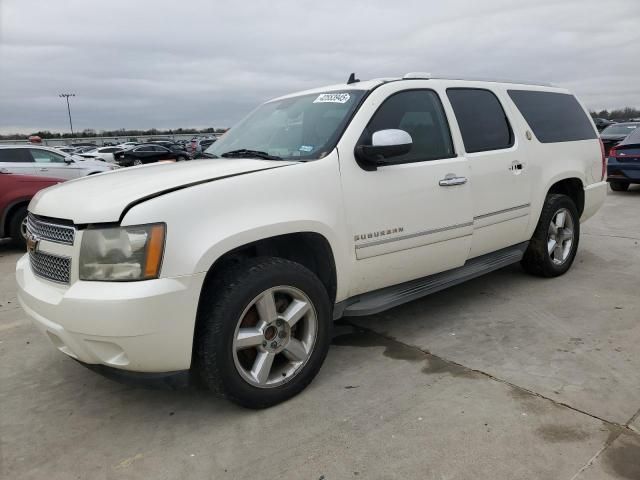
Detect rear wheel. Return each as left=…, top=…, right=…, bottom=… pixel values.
left=609, top=181, right=629, bottom=192
left=9, top=206, right=28, bottom=248
left=195, top=257, right=331, bottom=408
left=521, top=194, right=580, bottom=278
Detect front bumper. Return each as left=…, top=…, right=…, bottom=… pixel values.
left=16, top=254, right=206, bottom=372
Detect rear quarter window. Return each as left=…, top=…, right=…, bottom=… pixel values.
left=508, top=90, right=597, bottom=143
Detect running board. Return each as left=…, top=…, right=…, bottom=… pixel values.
left=334, top=242, right=528, bottom=319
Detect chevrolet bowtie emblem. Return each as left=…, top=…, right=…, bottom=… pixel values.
left=26, top=233, right=40, bottom=254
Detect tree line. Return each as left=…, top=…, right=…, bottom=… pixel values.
left=0, top=127, right=229, bottom=141
left=589, top=107, right=640, bottom=121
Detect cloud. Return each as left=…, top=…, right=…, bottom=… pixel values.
left=1, top=0, right=638, bottom=133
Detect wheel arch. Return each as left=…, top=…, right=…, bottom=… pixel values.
left=1, top=198, right=30, bottom=238
left=200, top=231, right=339, bottom=305
left=547, top=177, right=585, bottom=216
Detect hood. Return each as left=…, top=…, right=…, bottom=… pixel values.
left=30, top=158, right=296, bottom=224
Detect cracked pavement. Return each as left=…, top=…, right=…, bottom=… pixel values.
left=1, top=188, right=639, bottom=479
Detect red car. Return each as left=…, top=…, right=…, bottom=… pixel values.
left=0, top=172, right=64, bottom=247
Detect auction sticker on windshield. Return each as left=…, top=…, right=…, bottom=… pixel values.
left=313, top=93, right=351, bottom=104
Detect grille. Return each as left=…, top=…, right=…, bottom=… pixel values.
left=27, top=214, right=75, bottom=245
left=29, top=251, right=71, bottom=284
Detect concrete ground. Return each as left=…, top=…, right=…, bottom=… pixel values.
left=1, top=188, right=639, bottom=480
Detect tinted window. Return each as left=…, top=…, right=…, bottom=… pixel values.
left=363, top=90, right=454, bottom=163
left=100, top=147, right=119, bottom=153
left=447, top=88, right=513, bottom=153
left=0, top=148, right=32, bottom=163
left=508, top=90, right=597, bottom=143
left=29, top=149, right=66, bottom=163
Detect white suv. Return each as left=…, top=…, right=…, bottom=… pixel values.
left=16, top=74, right=607, bottom=408
left=0, top=145, right=116, bottom=179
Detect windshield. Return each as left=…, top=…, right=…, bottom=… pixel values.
left=205, top=90, right=366, bottom=160
left=602, top=124, right=639, bottom=135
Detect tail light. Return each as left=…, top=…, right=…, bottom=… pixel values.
left=599, top=139, right=606, bottom=180
left=608, top=146, right=617, bottom=157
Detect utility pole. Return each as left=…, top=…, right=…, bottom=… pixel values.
left=59, top=93, right=76, bottom=136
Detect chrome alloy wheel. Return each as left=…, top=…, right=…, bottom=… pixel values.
left=133, top=159, right=143, bottom=166
left=20, top=217, right=28, bottom=241
left=232, top=286, right=318, bottom=388
left=547, top=207, right=574, bottom=265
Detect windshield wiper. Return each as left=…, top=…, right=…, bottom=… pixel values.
left=220, top=149, right=282, bottom=160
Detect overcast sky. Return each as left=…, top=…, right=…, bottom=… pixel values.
left=1, top=0, right=639, bottom=134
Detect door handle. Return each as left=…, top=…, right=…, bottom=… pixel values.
left=439, top=174, right=468, bottom=187
left=509, top=160, right=524, bottom=172
left=39, top=168, right=49, bottom=171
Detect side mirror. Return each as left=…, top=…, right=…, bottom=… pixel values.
left=64, top=158, right=74, bottom=164
left=355, top=129, right=412, bottom=168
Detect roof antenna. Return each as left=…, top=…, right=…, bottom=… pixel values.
left=347, top=73, right=360, bottom=85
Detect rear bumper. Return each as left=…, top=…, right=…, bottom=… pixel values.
left=581, top=181, right=607, bottom=223
left=16, top=254, right=206, bottom=372
left=607, top=159, right=640, bottom=183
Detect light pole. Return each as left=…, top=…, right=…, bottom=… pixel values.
left=59, top=93, right=75, bottom=136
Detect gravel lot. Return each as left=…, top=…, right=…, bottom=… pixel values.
left=1, top=188, right=639, bottom=480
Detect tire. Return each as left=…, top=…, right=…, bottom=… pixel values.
left=177, top=156, right=186, bottom=162
left=133, top=159, right=143, bottom=166
left=9, top=206, right=28, bottom=248
left=195, top=257, right=332, bottom=409
left=521, top=194, right=580, bottom=278
left=609, top=181, right=629, bottom=192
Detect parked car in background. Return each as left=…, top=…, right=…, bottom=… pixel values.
left=600, top=122, right=639, bottom=154
left=0, top=172, right=63, bottom=247
left=114, top=144, right=188, bottom=166
left=69, top=143, right=98, bottom=149
left=607, top=125, right=640, bottom=191
left=72, top=146, right=97, bottom=154
left=76, top=146, right=122, bottom=164
left=188, top=137, right=217, bottom=157
left=0, top=145, right=117, bottom=179
left=16, top=74, right=606, bottom=408
left=593, top=118, right=614, bottom=130
left=54, top=146, right=77, bottom=155
left=116, top=142, right=140, bottom=149
left=148, top=140, right=189, bottom=154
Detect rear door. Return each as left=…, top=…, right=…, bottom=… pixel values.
left=0, top=148, right=36, bottom=175
left=446, top=88, right=532, bottom=258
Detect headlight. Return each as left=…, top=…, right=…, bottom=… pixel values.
left=79, top=223, right=165, bottom=281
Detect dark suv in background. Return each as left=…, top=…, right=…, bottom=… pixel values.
left=607, top=126, right=640, bottom=191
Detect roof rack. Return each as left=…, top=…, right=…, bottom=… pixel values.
left=401, top=73, right=553, bottom=87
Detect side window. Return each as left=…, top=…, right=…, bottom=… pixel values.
left=507, top=90, right=597, bottom=143
left=447, top=88, right=513, bottom=153
left=363, top=90, right=455, bottom=163
left=29, top=149, right=66, bottom=163
left=0, top=148, right=33, bottom=163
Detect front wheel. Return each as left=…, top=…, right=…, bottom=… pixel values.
left=195, top=257, right=331, bottom=408
left=609, top=181, right=629, bottom=192
left=9, top=206, right=28, bottom=248
left=521, top=194, right=580, bottom=278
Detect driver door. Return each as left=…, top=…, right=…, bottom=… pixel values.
left=338, top=84, right=473, bottom=296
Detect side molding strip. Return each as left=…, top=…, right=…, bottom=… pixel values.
left=355, top=221, right=473, bottom=250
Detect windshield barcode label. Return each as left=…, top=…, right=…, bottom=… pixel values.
left=313, top=93, right=351, bottom=104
